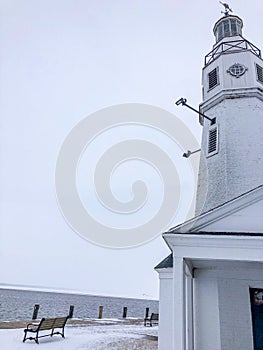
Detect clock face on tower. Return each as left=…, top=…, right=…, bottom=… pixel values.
left=227, top=63, right=248, bottom=78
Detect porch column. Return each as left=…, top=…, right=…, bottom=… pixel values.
left=173, top=256, right=186, bottom=350
left=185, top=261, right=194, bottom=350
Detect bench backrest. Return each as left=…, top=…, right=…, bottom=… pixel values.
left=38, top=316, right=68, bottom=331
left=150, top=313, right=159, bottom=321
left=39, top=318, right=56, bottom=331
left=53, top=317, right=68, bottom=328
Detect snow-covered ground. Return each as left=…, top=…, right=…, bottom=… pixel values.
left=0, top=323, right=158, bottom=350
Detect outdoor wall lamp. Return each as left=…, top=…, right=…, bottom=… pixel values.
left=175, top=97, right=216, bottom=125
left=182, top=149, right=201, bottom=158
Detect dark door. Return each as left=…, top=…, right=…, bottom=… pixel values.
left=250, top=288, right=263, bottom=350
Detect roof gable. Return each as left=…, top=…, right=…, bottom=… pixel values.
left=168, top=185, right=263, bottom=234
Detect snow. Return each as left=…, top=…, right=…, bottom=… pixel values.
left=0, top=323, right=158, bottom=350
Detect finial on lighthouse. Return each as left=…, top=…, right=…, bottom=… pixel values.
left=219, top=2, right=233, bottom=16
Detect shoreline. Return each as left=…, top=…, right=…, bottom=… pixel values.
left=0, top=317, right=146, bottom=330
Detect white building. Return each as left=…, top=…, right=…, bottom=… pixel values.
left=156, top=9, right=263, bottom=350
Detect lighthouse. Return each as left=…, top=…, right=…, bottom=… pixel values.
left=196, top=10, right=263, bottom=214
left=156, top=6, right=263, bottom=350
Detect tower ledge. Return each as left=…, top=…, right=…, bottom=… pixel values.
left=200, top=86, right=263, bottom=117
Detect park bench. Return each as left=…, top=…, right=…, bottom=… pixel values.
left=144, top=312, right=159, bottom=327
left=23, top=316, right=69, bottom=344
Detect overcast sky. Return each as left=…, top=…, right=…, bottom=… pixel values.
left=0, top=0, right=262, bottom=299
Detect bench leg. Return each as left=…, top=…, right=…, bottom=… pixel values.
left=23, top=330, right=27, bottom=342
left=35, top=331, right=39, bottom=344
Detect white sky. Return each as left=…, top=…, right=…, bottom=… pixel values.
left=0, top=0, right=262, bottom=299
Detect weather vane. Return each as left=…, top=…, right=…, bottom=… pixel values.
left=219, top=2, right=233, bottom=16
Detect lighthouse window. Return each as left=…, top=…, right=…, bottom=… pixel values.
left=217, top=23, right=223, bottom=41
left=227, top=63, right=247, bottom=78
left=237, top=22, right=241, bottom=35
left=256, top=64, right=263, bottom=83
left=208, top=68, right=219, bottom=90
left=230, top=19, right=237, bottom=35
left=223, top=21, right=230, bottom=37
left=208, top=126, right=218, bottom=155
left=215, top=18, right=242, bottom=42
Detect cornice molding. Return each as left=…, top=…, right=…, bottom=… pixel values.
left=200, top=88, right=263, bottom=116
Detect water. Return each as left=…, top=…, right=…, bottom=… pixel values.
left=0, top=289, right=158, bottom=321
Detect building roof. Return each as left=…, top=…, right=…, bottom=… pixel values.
left=156, top=185, right=263, bottom=269
left=165, top=184, right=263, bottom=235
left=154, top=254, right=173, bottom=269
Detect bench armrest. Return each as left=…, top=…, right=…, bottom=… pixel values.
left=26, top=322, right=39, bottom=331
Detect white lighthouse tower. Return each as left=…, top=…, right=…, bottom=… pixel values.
left=196, top=9, right=263, bottom=214
left=156, top=6, right=263, bottom=350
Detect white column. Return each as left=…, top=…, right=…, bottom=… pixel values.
left=157, top=268, right=174, bottom=350
left=185, top=262, right=194, bottom=350
left=173, top=257, right=186, bottom=350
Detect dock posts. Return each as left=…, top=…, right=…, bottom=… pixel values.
left=68, top=305, right=74, bottom=318
left=98, top=306, right=103, bottom=319
left=123, top=306, right=128, bottom=318
left=32, top=304, right=40, bottom=320
left=145, top=307, right=149, bottom=319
